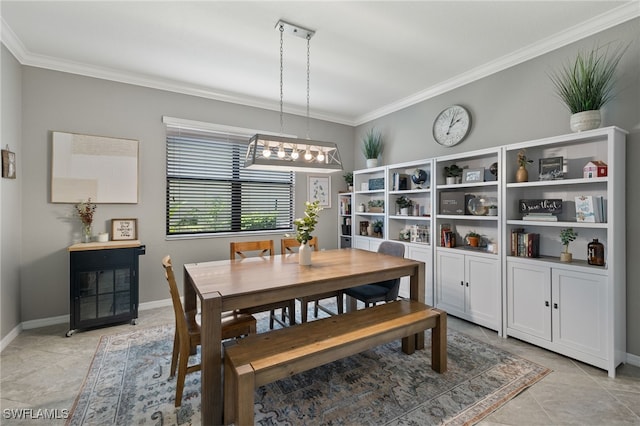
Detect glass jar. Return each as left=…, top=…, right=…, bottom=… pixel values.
left=587, top=238, right=605, bottom=266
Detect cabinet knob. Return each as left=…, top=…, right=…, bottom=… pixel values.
left=460, top=281, right=464, bottom=286
left=553, top=303, right=558, bottom=309
left=545, top=301, right=549, bottom=307
left=466, top=282, right=469, bottom=287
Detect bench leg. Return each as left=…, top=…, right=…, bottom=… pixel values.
left=236, top=364, right=256, bottom=426
left=431, top=309, right=447, bottom=373
left=223, top=355, right=235, bottom=425
left=401, top=334, right=416, bottom=354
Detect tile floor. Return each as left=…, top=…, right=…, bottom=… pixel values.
left=1, top=304, right=639, bottom=425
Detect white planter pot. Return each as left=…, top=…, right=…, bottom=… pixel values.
left=299, top=242, right=312, bottom=266
left=446, top=177, right=456, bottom=185
left=570, top=110, right=601, bottom=132
left=366, top=158, right=379, bottom=168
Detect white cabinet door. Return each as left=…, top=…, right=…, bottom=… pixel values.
left=435, top=251, right=465, bottom=316
left=507, top=260, right=551, bottom=341
left=465, top=256, right=499, bottom=329
left=353, top=236, right=371, bottom=251
left=552, top=269, right=607, bottom=359
left=405, top=245, right=433, bottom=305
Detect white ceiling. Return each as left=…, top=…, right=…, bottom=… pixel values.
left=1, top=1, right=637, bottom=126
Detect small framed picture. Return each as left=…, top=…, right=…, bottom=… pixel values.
left=308, top=176, right=331, bottom=208
left=111, top=218, right=138, bottom=241
left=539, top=156, right=564, bottom=180
left=462, top=167, right=485, bottom=183
left=1, top=149, right=16, bottom=179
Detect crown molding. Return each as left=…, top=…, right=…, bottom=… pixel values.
left=354, top=2, right=640, bottom=126
left=3, top=3, right=638, bottom=128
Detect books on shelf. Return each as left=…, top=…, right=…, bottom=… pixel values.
left=575, top=195, right=605, bottom=223
left=339, top=196, right=351, bottom=215
left=391, top=173, right=409, bottom=191
left=510, top=228, right=539, bottom=257
left=439, top=223, right=453, bottom=247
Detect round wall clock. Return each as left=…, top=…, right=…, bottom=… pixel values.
left=432, top=105, right=471, bottom=147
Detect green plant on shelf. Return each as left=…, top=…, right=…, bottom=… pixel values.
left=560, top=228, right=578, bottom=253
left=396, top=195, right=413, bottom=209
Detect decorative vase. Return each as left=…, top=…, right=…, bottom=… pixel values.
left=588, top=239, right=605, bottom=266
left=515, top=166, right=528, bottom=183
left=82, top=223, right=93, bottom=243
left=560, top=252, right=572, bottom=263
left=366, top=158, right=379, bottom=168
left=488, top=207, right=498, bottom=216
left=299, top=242, right=312, bottom=266
left=570, top=110, right=601, bottom=132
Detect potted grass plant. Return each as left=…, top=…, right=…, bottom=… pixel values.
left=362, top=128, right=383, bottom=168
left=548, top=42, right=628, bottom=132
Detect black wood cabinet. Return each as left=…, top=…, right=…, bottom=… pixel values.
left=67, top=241, right=145, bottom=336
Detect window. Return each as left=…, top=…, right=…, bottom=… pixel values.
left=166, top=122, right=294, bottom=236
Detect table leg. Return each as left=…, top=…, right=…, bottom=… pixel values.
left=200, top=293, right=223, bottom=425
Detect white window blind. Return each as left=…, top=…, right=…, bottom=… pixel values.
left=166, top=125, right=294, bottom=236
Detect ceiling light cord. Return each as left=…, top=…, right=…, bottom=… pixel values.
left=306, top=33, right=311, bottom=141
left=279, top=24, right=285, bottom=137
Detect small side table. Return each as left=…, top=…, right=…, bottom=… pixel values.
left=67, top=240, right=145, bottom=336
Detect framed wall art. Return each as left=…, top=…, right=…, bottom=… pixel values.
left=111, top=218, right=138, bottom=241
left=1, top=148, right=16, bottom=179
left=51, top=131, right=139, bottom=203
left=308, top=176, right=331, bottom=208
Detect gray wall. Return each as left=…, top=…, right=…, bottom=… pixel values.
left=1, top=17, right=638, bottom=360
left=14, top=66, right=353, bottom=326
left=1, top=45, right=22, bottom=338
left=355, top=19, right=639, bottom=356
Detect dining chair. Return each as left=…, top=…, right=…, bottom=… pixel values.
left=281, top=237, right=344, bottom=323
left=161, top=255, right=256, bottom=407
left=229, top=240, right=296, bottom=328
left=344, top=241, right=406, bottom=309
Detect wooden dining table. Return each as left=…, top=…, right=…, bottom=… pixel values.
left=183, top=247, right=425, bottom=425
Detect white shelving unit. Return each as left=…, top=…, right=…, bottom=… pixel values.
left=337, top=192, right=352, bottom=248
left=433, top=147, right=502, bottom=333
left=344, top=126, right=626, bottom=377
left=502, top=126, right=626, bottom=377
left=352, top=166, right=386, bottom=251
left=387, top=160, right=434, bottom=304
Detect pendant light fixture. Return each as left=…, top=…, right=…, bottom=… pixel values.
left=245, top=20, right=342, bottom=173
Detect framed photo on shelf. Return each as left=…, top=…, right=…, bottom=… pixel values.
left=539, top=156, right=564, bottom=180
left=308, top=176, right=331, bottom=208
left=462, top=167, right=484, bottom=183
left=111, top=218, right=138, bottom=241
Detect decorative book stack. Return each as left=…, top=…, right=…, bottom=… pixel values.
left=519, top=199, right=562, bottom=221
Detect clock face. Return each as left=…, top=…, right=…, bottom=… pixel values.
left=432, top=105, right=471, bottom=147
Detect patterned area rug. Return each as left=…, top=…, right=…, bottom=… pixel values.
left=68, top=307, right=550, bottom=425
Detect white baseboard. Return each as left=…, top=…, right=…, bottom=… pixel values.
left=22, top=314, right=69, bottom=330
left=0, top=323, right=23, bottom=352
left=627, top=351, right=640, bottom=368
left=1, top=297, right=174, bottom=352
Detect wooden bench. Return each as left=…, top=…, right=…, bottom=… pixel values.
left=223, top=299, right=447, bottom=425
